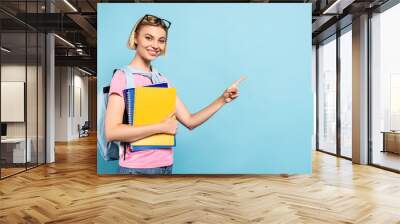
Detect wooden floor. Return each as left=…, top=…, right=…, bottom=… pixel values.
left=1, top=167, right=26, bottom=178
left=1, top=163, right=45, bottom=178
left=373, top=150, right=400, bottom=171
left=1, top=135, right=400, bottom=223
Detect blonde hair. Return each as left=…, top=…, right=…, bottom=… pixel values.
left=127, top=15, right=169, bottom=56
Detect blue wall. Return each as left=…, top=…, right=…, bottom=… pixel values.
left=98, top=3, right=312, bottom=174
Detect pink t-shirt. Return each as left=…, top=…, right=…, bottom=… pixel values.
left=109, top=69, right=173, bottom=168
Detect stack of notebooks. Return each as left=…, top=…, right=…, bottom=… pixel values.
left=123, top=83, right=176, bottom=151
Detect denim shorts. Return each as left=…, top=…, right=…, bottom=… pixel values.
left=119, top=165, right=173, bottom=175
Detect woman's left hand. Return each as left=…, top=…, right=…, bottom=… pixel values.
left=222, top=76, right=246, bottom=103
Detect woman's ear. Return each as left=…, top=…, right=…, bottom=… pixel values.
left=161, top=43, right=167, bottom=56
left=133, top=32, right=138, bottom=48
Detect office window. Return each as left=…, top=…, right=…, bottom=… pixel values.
left=339, top=28, right=352, bottom=158
left=318, top=36, right=337, bottom=154
left=371, top=3, right=400, bottom=171
left=312, top=45, right=317, bottom=150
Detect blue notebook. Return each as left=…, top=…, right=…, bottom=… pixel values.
left=123, top=82, right=173, bottom=152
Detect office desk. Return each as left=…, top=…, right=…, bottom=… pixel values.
left=381, top=131, right=400, bottom=154
left=1, top=138, right=32, bottom=164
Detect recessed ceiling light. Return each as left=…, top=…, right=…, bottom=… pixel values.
left=54, top=34, right=75, bottom=48
left=63, top=0, right=78, bottom=12
left=322, top=0, right=354, bottom=15
left=77, top=67, right=92, bottom=76
left=1, top=47, right=11, bottom=53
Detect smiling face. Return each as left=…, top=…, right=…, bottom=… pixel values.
left=134, top=25, right=167, bottom=61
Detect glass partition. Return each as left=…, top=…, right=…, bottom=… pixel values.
left=317, top=35, right=337, bottom=155
left=0, top=0, right=46, bottom=179
left=1, top=30, right=28, bottom=177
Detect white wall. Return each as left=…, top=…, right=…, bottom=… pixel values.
left=54, top=66, right=89, bottom=141
left=1, top=65, right=41, bottom=137
left=72, top=72, right=89, bottom=138
left=55, top=66, right=68, bottom=141
left=1, top=65, right=25, bottom=137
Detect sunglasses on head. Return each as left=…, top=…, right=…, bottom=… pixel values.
left=140, top=14, right=171, bottom=29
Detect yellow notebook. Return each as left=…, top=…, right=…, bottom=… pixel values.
left=131, top=87, right=176, bottom=146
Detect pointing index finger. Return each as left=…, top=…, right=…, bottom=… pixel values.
left=231, top=76, right=246, bottom=87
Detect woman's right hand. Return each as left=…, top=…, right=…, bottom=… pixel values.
left=161, top=113, right=178, bottom=135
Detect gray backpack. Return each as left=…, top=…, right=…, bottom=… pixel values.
left=97, top=66, right=167, bottom=161
left=97, top=67, right=134, bottom=161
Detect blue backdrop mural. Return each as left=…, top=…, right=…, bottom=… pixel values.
left=97, top=3, right=312, bottom=174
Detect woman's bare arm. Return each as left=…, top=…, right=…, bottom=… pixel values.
left=176, top=77, right=244, bottom=130
left=176, top=95, right=225, bottom=130
left=105, top=94, right=177, bottom=142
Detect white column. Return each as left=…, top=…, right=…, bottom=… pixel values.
left=352, top=14, right=369, bottom=164
left=46, top=33, right=55, bottom=163
left=45, top=1, right=55, bottom=163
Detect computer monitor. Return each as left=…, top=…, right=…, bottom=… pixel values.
left=1, top=123, right=7, bottom=137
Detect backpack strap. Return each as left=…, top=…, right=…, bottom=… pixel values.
left=117, top=67, right=136, bottom=160
left=118, top=67, right=136, bottom=89
left=103, top=69, right=127, bottom=94
left=104, top=67, right=163, bottom=94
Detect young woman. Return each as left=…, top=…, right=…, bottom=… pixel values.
left=105, top=14, right=244, bottom=175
